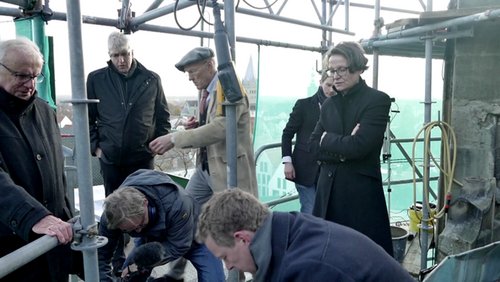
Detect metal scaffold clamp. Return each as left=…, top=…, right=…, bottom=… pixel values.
left=69, top=216, right=108, bottom=251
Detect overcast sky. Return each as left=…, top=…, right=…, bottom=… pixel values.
left=0, top=0, right=448, bottom=101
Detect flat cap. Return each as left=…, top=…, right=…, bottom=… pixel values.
left=175, top=47, right=215, bottom=72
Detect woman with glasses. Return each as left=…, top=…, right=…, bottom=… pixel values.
left=310, top=41, right=394, bottom=256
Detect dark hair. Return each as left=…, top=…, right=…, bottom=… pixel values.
left=325, top=41, right=369, bottom=73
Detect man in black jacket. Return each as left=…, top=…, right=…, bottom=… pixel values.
left=0, top=37, right=76, bottom=281
left=98, top=169, right=224, bottom=282
left=281, top=70, right=335, bottom=213
left=87, top=31, right=171, bottom=274
left=87, top=31, right=171, bottom=196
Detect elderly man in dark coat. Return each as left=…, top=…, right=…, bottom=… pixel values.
left=0, top=37, right=78, bottom=281
left=310, top=41, right=394, bottom=255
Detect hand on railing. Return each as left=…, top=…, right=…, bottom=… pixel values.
left=31, top=215, right=73, bottom=245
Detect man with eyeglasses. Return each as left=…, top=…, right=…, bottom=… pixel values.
left=0, top=37, right=82, bottom=281
left=87, top=31, right=171, bottom=276
left=98, top=169, right=224, bottom=282
left=309, top=41, right=394, bottom=256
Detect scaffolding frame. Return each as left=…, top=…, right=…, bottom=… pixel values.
left=2, top=0, right=500, bottom=279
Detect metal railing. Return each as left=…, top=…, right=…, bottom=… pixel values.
left=0, top=135, right=441, bottom=278
left=255, top=136, right=442, bottom=209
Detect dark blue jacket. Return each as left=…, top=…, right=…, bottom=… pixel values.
left=98, top=169, right=198, bottom=281
left=260, top=212, right=414, bottom=282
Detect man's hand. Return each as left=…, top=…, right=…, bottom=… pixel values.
left=183, top=116, right=199, bottom=129
left=95, top=147, right=102, bottom=158
left=32, top=215, right=73, bottom=244
left=121, top=263, right=137, bottom=278
left=149, top=134, right=175, bottom=155
left=284, top=162, right=296, bottom=180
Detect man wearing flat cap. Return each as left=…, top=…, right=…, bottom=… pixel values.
left=174, top=47, right=215, bottom=72
left=150, top=46, right=257, bottom=203
left=150, top=47, right=257, bottom=279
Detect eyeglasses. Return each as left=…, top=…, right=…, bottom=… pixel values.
left=110, top=51, right=131, bottom=59
left=327, top=67, right=349, bottom=77
left=0, top=62, right=45, bottom=84
left=120, top=211, right=147, bottom=233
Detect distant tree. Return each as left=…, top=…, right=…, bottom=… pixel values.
left=154, top=147, right=196, bottom=177
left=167, top=102, right=182, bottom=116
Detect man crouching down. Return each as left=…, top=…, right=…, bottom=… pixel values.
left=98, top=169, right=224, bottom=282
left=196, top=188, right=416, bottom=282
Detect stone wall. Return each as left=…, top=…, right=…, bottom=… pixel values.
left=439, top=0, right=500, bottom=259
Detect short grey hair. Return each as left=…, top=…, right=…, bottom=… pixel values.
left=107, top=31, right=132, bottom=54
left=0, top=37, right=44, bottom=67
left=103, top=186, right=146, bottom=229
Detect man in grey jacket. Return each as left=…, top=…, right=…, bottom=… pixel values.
left=98, top=169, right=224, bottom=282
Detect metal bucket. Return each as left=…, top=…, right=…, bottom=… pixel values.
left=391, top=226, right=409, bottom=263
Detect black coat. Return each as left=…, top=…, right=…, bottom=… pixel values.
left=87, top=59, right=171, bottom=166
left=0, top=89, right=75, bottom=281
left=281, top=88, right=326, bottom=186
left=310, top=79, right=394, bottom=255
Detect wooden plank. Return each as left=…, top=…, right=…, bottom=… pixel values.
left=402, top=232, right=434, bottom=276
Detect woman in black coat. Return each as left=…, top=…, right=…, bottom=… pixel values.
left=310, top=41, right=394, bottom=255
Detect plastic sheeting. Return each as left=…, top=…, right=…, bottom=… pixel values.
left=423, top=241, right=500, bottom=282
